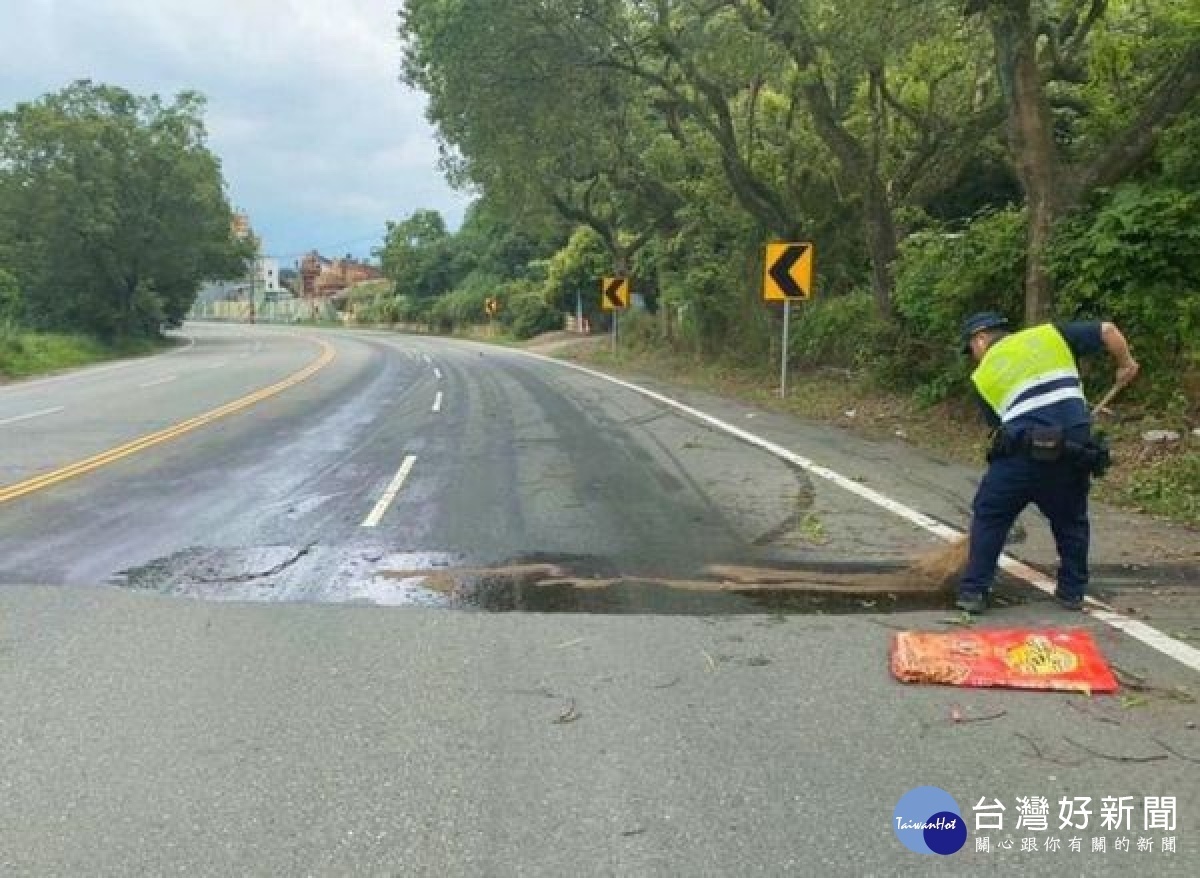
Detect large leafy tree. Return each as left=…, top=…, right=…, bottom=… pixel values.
left=968, top=0, right=1200, bottom=320
left=377, top=208, right=461, bottom=299
left=403, top=0, right=1000, bottom=315
left=402, top=0, right=685, bottom=277
left=0, top=81, right=248, bottom=337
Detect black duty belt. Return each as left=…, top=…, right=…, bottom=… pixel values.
left=987, top=427, right=1112, bottom=477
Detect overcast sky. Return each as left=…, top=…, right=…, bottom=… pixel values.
left=0, top=0, right=472, bottom=265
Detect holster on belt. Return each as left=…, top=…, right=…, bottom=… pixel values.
left=987, top=428, right=1112, bottom=478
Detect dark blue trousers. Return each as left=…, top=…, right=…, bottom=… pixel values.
left=960, top=455, right=1091, bottom=600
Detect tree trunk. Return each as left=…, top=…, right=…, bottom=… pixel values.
left=862, top=176, right=898, bottom=317
left=986, top=0, right=1061, bottom=323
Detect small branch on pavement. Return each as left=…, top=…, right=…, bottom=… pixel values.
left=553, top=698, right=582, bottom=724
left=1014, top=732, right=1086, bottom=766
left=1111, top=666, right=1196, bottom=703
left=949, top=706, right=1008, bottom=725
left=1063, top=736, right=1168, bottom=763
left=1150, top=738, right=1200, bottom=765
left=506, top=687, right=560, bottom=700
left=1066, top=699, right=1121, bottom=725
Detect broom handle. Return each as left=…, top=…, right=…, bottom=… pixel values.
left=1091, top=383, right=1123, bottom=417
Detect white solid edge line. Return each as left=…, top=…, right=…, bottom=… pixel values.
left=138, top=375, right=178, bottom=389
left=432, top=391, right=443, bottom=413
left=361, top=455, right=417, bottom=528
left=517, top=348, right=1200, bottom=675
left=0, top=406, right=65, bottom=427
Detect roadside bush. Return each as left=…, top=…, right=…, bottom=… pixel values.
left=428, top=286, right=489, bottom=332
left=1047, top=184, right=1200, bottom=395
left=0, top=268, right=20, bottom=324
left=1123, top=448, right=1200, bottom=525
left=499, top=280, right=561, bottom=339
left=617, top=310, right=663, bottom=351
left=884, top=208, right=1026, bottom=400
left=788, top=291, right=881, bottom=369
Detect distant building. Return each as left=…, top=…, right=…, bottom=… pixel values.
left=299, top=251, right=382, bottom=297
left=255, top=257, right=281, bottom=295
left=231, top=212, right=252, bottom=240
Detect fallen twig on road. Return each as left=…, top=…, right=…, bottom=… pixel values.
left=1014, top=732, right=1085, bottom=767
left=553, top=698, right=581, bottom=724
left=949, top=706, right=1007, bottom=724
left=1063, top=736, right=1167, bottom=763
left=1066, top=699, right=1121, bottom=725
left=1150, top=738, right=1200, bottom=765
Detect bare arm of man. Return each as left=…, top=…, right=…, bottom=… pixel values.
left=1101, top=322, right=1140, bottom=387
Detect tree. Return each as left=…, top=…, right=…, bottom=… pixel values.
left=968, top=0, right=1200, bottom=321
left=402, top=0, right=685, bottom=279
left=376, top=208, right=462, bottom=299
left=0, top=81, right=247, bottom=337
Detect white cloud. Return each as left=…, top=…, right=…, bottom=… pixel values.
left=0, top=0, right=470, bottom=258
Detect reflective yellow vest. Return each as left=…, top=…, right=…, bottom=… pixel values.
left=971, top=324, right=1084, bottom=424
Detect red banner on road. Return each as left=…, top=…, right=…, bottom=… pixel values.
left=891, top=628, right=1119, bottom=694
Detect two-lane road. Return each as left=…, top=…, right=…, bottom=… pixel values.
left=0, top=322, right=876, bottom=597
left=1, top=322, right=1197, bottom=877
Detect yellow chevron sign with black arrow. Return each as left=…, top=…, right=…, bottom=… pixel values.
left=600, top=276, right=630, bottom=311
left=763, top=242, right=814, bottom=301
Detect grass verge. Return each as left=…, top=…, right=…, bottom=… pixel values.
left=0, top=327, right=168, bottom=382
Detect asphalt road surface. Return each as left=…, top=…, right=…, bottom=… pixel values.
left=0, top=322, right=1196, bottom=876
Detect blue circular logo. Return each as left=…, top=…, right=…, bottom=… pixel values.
left=894, top=786, right=966, bottom=855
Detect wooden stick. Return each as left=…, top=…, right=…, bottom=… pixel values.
left=1091, top=383, right=1124, bottom=417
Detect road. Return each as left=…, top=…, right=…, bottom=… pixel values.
left=0, top=322, right=1196, bottom=875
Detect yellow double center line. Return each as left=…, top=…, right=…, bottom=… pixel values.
left=0, top=337, right=336, bottom=506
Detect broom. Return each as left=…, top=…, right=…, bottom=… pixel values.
left=907, top=381, right=1126, bottom=589
left=908, top=536, right=969, bottom=590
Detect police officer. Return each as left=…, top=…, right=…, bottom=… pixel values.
left=956, top=312, right=1140, bottom=614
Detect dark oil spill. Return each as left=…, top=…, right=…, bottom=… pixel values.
left=114, top=547, right=1037, bottom=614
left=379, top=556, right=1032, bottom=616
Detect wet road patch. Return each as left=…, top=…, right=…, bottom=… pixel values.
left=111, top=548, right=1044, bottom=614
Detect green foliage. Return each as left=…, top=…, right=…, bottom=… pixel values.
left=884, top=209, right=1026, bottom=398
left=0, top=267, right=19, bottom=323
left=0, top=325, right=157, bottom=379
left=0, top=81, right=247, bottom=339
left=498, top=280, right=562, bottom=340
left=788, top=292, right=882, bottom=370
left=542, top=228, right=610, bottom=322
left=1048, top=184, right=1200, bottom=381
left=398, top=0, right=1200, bottom=432
left=377, top=209, right=458, bottom=300
left=617, top=310, right=666, bottom=351
left=1123, top=449, right=1200, bottom=525
left=428, top=285, right=489, bottom=332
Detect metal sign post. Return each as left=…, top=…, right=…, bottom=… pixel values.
left=780, top=299, right=791, bottom=398
left=600, top=276, right=629, bottom=353
left=762, top=242, right=814, bottom=400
